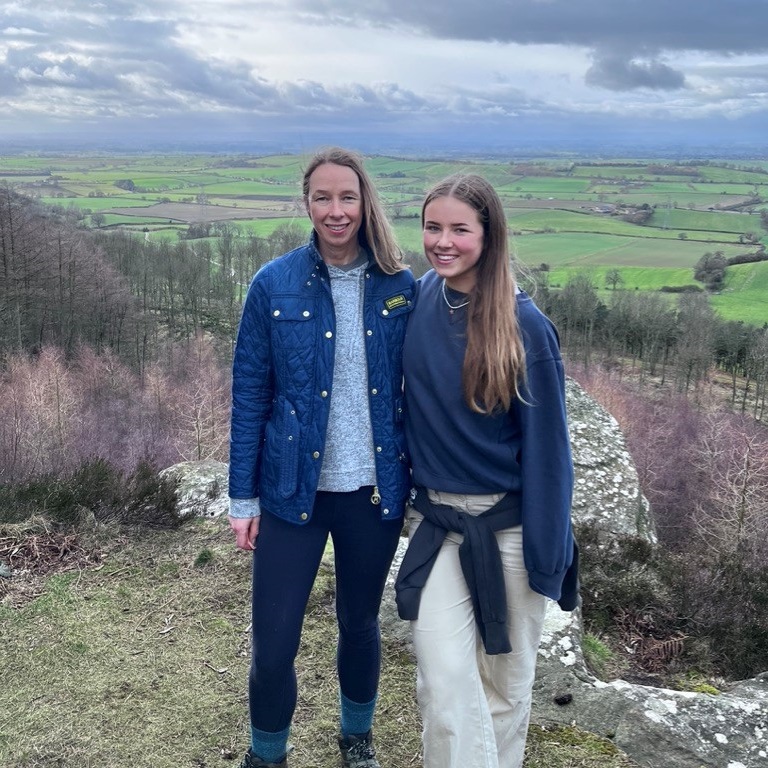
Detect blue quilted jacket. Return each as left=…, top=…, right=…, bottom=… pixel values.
left=228, top=237, right=416, bottom=524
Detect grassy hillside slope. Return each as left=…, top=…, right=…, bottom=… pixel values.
left=0, top=517, right=639, bottom=768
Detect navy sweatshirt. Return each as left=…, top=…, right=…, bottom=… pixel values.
left=403, top=269, right=576, bottom=602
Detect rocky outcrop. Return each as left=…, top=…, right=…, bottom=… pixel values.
left=531, top=381, right=767, bottom=768
left=534, top=605, right=768, bottom=768
left=160, top=458, right=229, bottom=519
left=565, top=378, right=655, bottom=542
left=167, top=379, right=768, bottom=768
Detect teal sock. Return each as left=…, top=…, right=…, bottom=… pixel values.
left=250, top=724, right=290, bottom=763
left=340, top=692, right=376, bottom=736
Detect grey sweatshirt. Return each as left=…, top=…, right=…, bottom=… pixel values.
left=318, top=254, right=377, bottom=491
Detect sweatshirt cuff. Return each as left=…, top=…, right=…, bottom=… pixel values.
left=228, top=497, right=262, bottom=518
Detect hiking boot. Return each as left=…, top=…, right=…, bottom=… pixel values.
left=338, top=730, right=380, bottom=768
left=238, top=748, right=289, bottom=768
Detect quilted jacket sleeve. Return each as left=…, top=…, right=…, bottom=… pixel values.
left=228, top=272, right=275, bottom=510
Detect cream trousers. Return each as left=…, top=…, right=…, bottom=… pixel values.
left=407, top=490, right=549, bottom=768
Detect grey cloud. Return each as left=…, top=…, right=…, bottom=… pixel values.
left=6, top=48, right=121, bottom=90
left=0, top=65, right=23, bottom=97
left=2, top=26, right=46, bottom=37
left=1, top=3, right=179, bottom=60
left=0, top=5, right=258, bottom=111
left=2, top=31, right=434, bottom=121
left=693, top=62, right=768, bottom=82
left=284, top=0, right=764, bottom=94
left=271, top=81, right=431, bottom=115
left=586, top=55, right=687, bottom=91
left=1, top=0, right=765, bottom=139
left=287, top=0, right=768, bottom=55
left=1, top=0, right=436, bottom=119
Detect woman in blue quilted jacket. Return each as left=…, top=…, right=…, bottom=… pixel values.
left=228, top=147, right=415, bottom=768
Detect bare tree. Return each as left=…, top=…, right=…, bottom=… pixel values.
left=692, top=412, right=768, bottom=558
left=2, top=347, right=81, bottom=479
left=171, top=333, right=230, bottom=462
left=605, top=268, right=624, bottom=291
left=550, top=273, right=601, bottom=368
left=674, top=292, right=717, bottom=395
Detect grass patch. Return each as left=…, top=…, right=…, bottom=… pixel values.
left=582, top=633, right=623, bottom=681
left=1, top=520, right=258, bottom=768
left=525, top=725, right=639, bottom=767
left=0, top=517, right=642, bottom=768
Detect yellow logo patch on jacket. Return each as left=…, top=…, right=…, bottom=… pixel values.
left=384, top=294, right=408, bottom=311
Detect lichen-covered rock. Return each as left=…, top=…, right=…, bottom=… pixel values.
left=531, top=382, right=767, bottom=768
left=534, top=602, right=768, bottom=768
left=159, top=458, right=229, bottom=518
left=566, top=378, right=655, bottom=543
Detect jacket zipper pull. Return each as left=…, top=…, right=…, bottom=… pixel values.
left=370, top=486, right=381, bottom=505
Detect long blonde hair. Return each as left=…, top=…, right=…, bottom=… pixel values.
left=422, top=174, right=526, bottom=413
left=302, top=147, right=405, bottom=274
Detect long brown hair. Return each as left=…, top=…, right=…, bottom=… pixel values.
left=422, top=173, right=526, bottom=413
left=302, top=147, right=405, bottom=274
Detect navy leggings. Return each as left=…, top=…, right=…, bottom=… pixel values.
left=248, top=486, right=403, bottom=733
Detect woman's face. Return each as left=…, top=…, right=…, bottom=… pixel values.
left=306, top=162, right=363, bottom=266
left=423, top=195, right=484, bottom=293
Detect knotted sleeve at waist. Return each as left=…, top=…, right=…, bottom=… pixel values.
left=394, top=487, right=522, bottom=655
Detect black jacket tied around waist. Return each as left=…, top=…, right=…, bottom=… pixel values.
left=395, top=486, right=580, bottom=655
left=395, top=487, right=523, bottom=655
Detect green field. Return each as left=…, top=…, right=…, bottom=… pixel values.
left=650, top=208, right=762, bottom=234
left=546, top=265, right=696, bottom=291
left=235, top=218, right=311, bottom=238
left=196, top=180, right=299, bottom=197
left=711, top=261, right=768, bottom=324
left=511, top=232, right=748, bottom=268
left=3, top=152, right=767, bottom=325
left=39, top=196, right=150, bottom=211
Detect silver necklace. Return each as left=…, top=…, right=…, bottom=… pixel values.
left=441, top=279, right=470, bottom=314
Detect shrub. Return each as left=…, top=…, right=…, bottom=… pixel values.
left=574, top=369, right=768, bottom=680
left=0, top=459, right=180, bottom=530
left=123, top=459, right=181, bottom=529
left=659, top=285, right=703, bottom=293
left=677, top=551, right=768, bottom=679
left=576, top=520, right=676, bottom=635
left=726, top=251, right=768, bottom=266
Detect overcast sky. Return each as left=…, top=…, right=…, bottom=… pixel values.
left=2, top=0, right=767, bottom=155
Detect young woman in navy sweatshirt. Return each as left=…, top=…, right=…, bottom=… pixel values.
left=396, top=173, right=578, bottom=768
